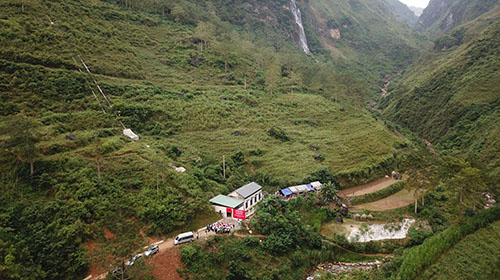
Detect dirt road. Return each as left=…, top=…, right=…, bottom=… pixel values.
left=149, top=245, right=183, bottom=280
left=339, top=177, right=396, bottom=197
left=88, top=224, right=224, bottom=280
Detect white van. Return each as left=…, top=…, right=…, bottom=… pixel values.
left=174, top=232, right=194, bottom=245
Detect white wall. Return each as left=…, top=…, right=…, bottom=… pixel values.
left=212, top=205, right=229, bottom=218
left=243, top=190, right=263, bottom=217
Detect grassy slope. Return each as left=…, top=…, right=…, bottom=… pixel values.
left=0, top=0, right=406, bottom=184
left=381, top=8, right=500, bottom=173
left=423, top=220, right=500, bottom=280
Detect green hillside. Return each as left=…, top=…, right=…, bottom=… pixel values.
left=1, top=0, right=499, bottom=279
left=419, top=0, right=500, bottom=36
left=302, top=0, right=426, bottom=92
left=381, top=7, right=500, bottom=174
left=0, top=0, right=414, bottom=278
left=423, top=220, right=500, bottom=279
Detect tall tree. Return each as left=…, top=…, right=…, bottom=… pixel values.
left=171, top=4, right=186, bottom=23
left=194, top=21, right=215, bottom=51
left=449, top=167, right=485, bottom=214
left=0, top=115, right=42, bottom=177
left=94, top=134, right=103, bottom=179
left=265, top=56, right=280, bottom=95
left=406, top=170, right=427, bottom=214
left=215, top=40, right=233, bottom=72
left=150, top=150, right=168, bottom=195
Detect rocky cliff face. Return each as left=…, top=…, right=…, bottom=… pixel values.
left=418, top=0, right=454, bottom=28
left=409, top=6, right=424, bottom=17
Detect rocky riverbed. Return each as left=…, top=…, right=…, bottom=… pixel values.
left=306, top=261, right=385, bottom=279
left=348, top=219, right=415, bottom=242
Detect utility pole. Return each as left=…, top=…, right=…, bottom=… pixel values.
left=223, top=155, right=226, bottom=179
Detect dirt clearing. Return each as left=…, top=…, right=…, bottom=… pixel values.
left=149, top=247, right=183, bottom=280
left=340, top=177, right=397, bottom=197
left=353, top=189, right=414, bottom=211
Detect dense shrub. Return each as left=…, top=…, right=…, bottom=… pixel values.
left=268, top=127, right=290, bottom=141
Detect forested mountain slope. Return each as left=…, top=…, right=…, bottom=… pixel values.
left=381, top=6, right=500, bottom=175
left=301, top=0, right=425, bottom=92
left=419, top=0, right=500, bottom=36
left=0, top=0, right=417, bottom=278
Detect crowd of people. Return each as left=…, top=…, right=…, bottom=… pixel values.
left=206, top=222, right=233, bottom=234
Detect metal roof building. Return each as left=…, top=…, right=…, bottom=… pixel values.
left=209, top=194, right=244, bottom=209
left=233, top=182, right=262, bottom=199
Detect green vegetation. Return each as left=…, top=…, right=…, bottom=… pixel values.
left=351, top=180, right=406, bottom=205
left=302, top=0, right=425, bottom=93
left=180, top=195, right=376, bottom=279
left=382, top=8, right=500, bottom=178
left=0, top=0, right=418, bottom=278
left=423, top=220, right=500, bottom=280
left=381, top=0, right=418, bottom=26
left=419, top=0, right=499, bottom=36
left=379, top=206, right=500, bottom=280
left=0, top=0, right=499, bottom=279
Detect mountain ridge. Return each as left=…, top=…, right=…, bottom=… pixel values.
left=381, top=6, right=500, bottom=174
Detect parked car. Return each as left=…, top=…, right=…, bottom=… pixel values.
left=125, top=253, right=143, bottom=266
left=174, top=232, right=194, bottom=245
left=144, top=245, right=159, bottom=257
left=111, top=266, right=124, bottom=276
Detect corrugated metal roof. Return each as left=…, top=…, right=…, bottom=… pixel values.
left=311, top=181, right=322, bottom=190
left=281, top=188, right=293, bottom=196
left=296, top=185, right=310, bottom=193
left=235, top=182, right=262, bottom=198
left=209, top=194, right=244, bottom=208
left=289, top=186, right=300, bottom=194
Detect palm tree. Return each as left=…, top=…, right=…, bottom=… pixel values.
left=321, top=181, right=339, bottom=203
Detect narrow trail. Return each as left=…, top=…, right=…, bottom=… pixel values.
left=233, top=233, right=266, bottom=239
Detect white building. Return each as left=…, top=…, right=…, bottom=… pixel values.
left=228, top=182, right=263, bottom=218
left=209, top=194, right=244, bottom=219
left=209, top=182, right=264, bottom=220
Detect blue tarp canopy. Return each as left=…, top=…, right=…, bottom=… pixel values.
left=306, top=184, right=315, bottom=191
left=281, top=188, right=293, bottom=196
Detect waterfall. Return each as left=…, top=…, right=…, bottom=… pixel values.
left=290, top=0, right=311, bottom=54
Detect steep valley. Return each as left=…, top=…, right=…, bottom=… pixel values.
left=0, top=0, right=499, bottom=279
